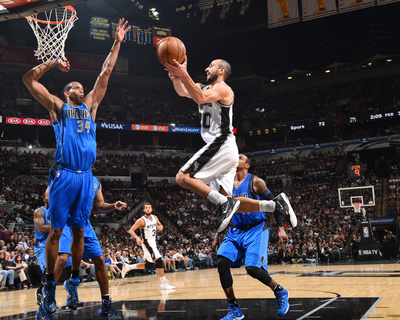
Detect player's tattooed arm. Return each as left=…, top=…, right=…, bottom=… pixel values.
left=253, top=176, right=268, bottom=195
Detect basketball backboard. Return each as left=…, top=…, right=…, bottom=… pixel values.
left=338, top=185, right=375, bottom=208
left=0, top=0, right=86, bottom=22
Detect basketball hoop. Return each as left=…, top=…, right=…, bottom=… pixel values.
left=26, top=6, right=78, bottom=62
left=352, top=202, right=362, bottom=213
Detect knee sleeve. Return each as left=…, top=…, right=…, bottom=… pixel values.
left=246, top=266, right=272, bottom=286
left=155, top=258, right=164, bottom=269
left=217, top=256, right=233, bottom=289
left=145, top=261, right=155, bottom=270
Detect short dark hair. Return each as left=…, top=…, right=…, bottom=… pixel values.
left=219, top=60, right=232, bottom=80
left=143, top=202, right=152, bottom=209
left=63, top=82, right=75, bottom=94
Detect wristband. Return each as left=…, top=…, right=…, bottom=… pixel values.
left=56, top=58, right=59, bottom=66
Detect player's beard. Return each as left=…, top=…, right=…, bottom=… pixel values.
left=206, top=71, right=218, bottom=84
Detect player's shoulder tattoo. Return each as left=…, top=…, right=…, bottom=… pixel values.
left=253, top=175, right=267, bottom=193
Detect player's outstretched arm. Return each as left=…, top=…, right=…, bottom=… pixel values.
left=85, top=18, right=130, bottom=120
left=22, top=59, right=68, bottom=121
left=33, top=207, right=51, bottom=234
left=94, top=184, right=127, bottom=212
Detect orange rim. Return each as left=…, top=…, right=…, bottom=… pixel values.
left=26, top=5, right=77, bottom=25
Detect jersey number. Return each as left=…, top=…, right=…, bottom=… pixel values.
left=77, top=120, right=91, bottom=133
left=202, top=112, right=211, bottom=128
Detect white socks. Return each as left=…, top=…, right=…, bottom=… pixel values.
left=160, top=276, right=166, bottom=283
left=207, top=190, right=228, bottom=205
left=260, top=200, right=276, bottom=212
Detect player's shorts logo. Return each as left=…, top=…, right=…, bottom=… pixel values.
left=261, top=256, right=266, bottom=264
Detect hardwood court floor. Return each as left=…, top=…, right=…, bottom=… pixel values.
left=1, top=261, right=399, bottom=319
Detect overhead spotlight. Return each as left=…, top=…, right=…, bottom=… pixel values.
left=306, top=73, right=311, bottom=76
left=186, top=13, right=191, bottom=18
left=181, top=6, right=185, bottom=10
left=325, top=69, right=331, bottom=73
left=176, top=7, right=181, bottom=12
left=287, top=76, right=292, bottom=80
left=387, top=59, right=392, bottom=62
left=270, top=79, right=275, bottom=83
left=149, top=8, right=160, bottom=20
left=138, top=4, right=143, bottom=9
left=367, top=62, right=372, bottom=67
left=188, top=4, right=193, bottom=9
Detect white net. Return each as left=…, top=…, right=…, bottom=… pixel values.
left=352, top=203, right=362, bottom=213
left=26, top=6, right=78, bottom=62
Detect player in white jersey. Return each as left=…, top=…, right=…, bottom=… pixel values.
left=124, top=203, right=175, bottom=290
left=165, top=58, right=298, bottom=234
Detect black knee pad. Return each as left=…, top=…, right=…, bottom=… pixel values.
left=155, top=258, right=164, bottom=269
left=246, top=266, right=272, bottom=286
left=217, top=256, right=233, bottom=289
left=145, top=261, right=155, bottom=270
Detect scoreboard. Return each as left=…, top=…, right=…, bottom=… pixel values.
left=90, top=17, right=171, bottom=47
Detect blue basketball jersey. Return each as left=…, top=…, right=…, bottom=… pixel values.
left=53, top=102, right=96, bottom=170
left=232, top=174, right=267, bottom=229
left=35, top=206, right=50, bottom=242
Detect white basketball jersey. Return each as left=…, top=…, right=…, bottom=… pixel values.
left=141, top=214, right=157, bottom=242
left=199, top=83, right=234, bottom=144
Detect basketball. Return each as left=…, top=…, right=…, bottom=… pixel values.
left=156, top=36, right=186, bottom=65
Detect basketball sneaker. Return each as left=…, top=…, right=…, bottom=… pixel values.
left=41, top=280, right=57, bottom=314
left=160, top=279, right=175, bottom=290
left=98, top=299, right=123, bottom=320
left=36, top=303, right=55, bottom=320
left=35, top=288, right=43, bottom=306
left=64, top=278, right=80, bottom=310
left=221, top=303, right=245, bottom=320
left=216, top=198, right=240, bottom=233
left=275, top=287, right=290, bottom=316
left=273, top=193, right=297, bottom=228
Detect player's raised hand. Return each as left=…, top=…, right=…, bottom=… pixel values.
left=58, top=60, right=70, bottom=72
left=114, top=201, right=128, bottom=211
left=115, top=18, right=131, bottom=43
left=164, top=55, right=188, bottom=78
left=168, top=71, right=180, bottom=81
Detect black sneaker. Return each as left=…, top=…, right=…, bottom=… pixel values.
left=98, top=299, right=123, bottom=320
left=216, top=197, right=240, bottom=233
left=35, top=288, right=43, bottom=306
left=64, top=278, right=80, bottom=310
left=274, top=193, right=297, bottom=227
left=36, top=303, right=55, bottom=320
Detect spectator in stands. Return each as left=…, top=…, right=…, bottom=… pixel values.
left=198, top=248, right=213, bottom=268
left=14, top=253, right=31, bottom=288
left=0, top=225, right=11, bottom=244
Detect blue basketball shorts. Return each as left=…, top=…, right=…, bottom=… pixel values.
left=59, top=224, right=102, bottom=260
left=48, top=166, right=93, bottom=229
left=34, top=240, right=47, bottom=273
left=217, top=222, right=270, bottom=270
